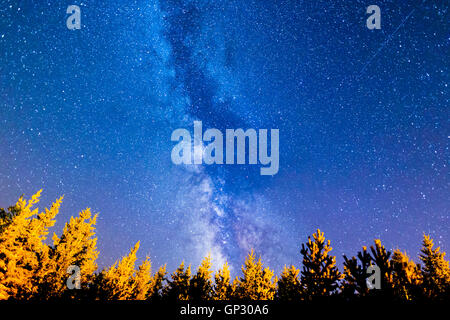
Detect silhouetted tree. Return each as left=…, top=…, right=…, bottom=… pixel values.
left=148, top=265, right=167, bottom=301
left=342, top=246, right=372, bottom=298
left=369, top=239, right=394, bottom=297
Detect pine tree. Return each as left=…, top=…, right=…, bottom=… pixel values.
left=131, top=256, right=152, bottom=300
left=3, top=190, right=450, bottom=302
left=41, top=208, right=99, bottom=299
left=277, top=265, right=302, bottom=300
left=300, top=229, right=342, bottom=299
left=97, top=242, right=140, bottom=300
left=148, top=265, right=167, bottom=300
left=234, top=250, right=277, bottom=300
left=342, top=246, right=372, bottom=298
left=260, top=265, right=277, bottom=299
left=164, top=261, right=191, bottom=300
left=391, top=249, right=422, bottom=300
left=419, top=234, right=450, bottom=299
left=368, top=239, right=394, bottom=296
left=214, top=262, right=233, bottom=300
left=0, top=191, right=61, bottom=300
left=189, top=255, right=213, bottom=300
left=214, top=262, right=232, bottom=300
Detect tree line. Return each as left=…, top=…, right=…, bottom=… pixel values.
left=0, top=191, right=449, bottom=301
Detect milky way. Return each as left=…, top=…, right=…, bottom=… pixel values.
left=0, top=0, right=448, bottom=275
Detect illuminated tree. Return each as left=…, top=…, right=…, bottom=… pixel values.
left=97, top=242, right=140, bottom=300
left=0, top=191, right=60, bottom=300
left=300, top=229, right=342, bottom=299
left=234, top=250, right=277, bottom=300
left=40, top=208, right=99, bottom=299
left=131, top=256, right=152, bottom=300
left=189, top=255, right=213, bottom=300
left=214, top=262, right=232, bottom=300
left=277, top=265, right=302, bottom=300
left=391, top=250, right=422, bottom=300
left=419, top=234, right=450, bottom=299
left=1, top=191, right=449, bottom=302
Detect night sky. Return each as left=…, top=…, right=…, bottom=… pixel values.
left=0, top=0, right=448, bottom=275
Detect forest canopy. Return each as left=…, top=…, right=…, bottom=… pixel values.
left=0, top=191, right=449, bottom=301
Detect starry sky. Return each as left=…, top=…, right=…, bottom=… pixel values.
left=0, top=0, right=448, bottom=275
